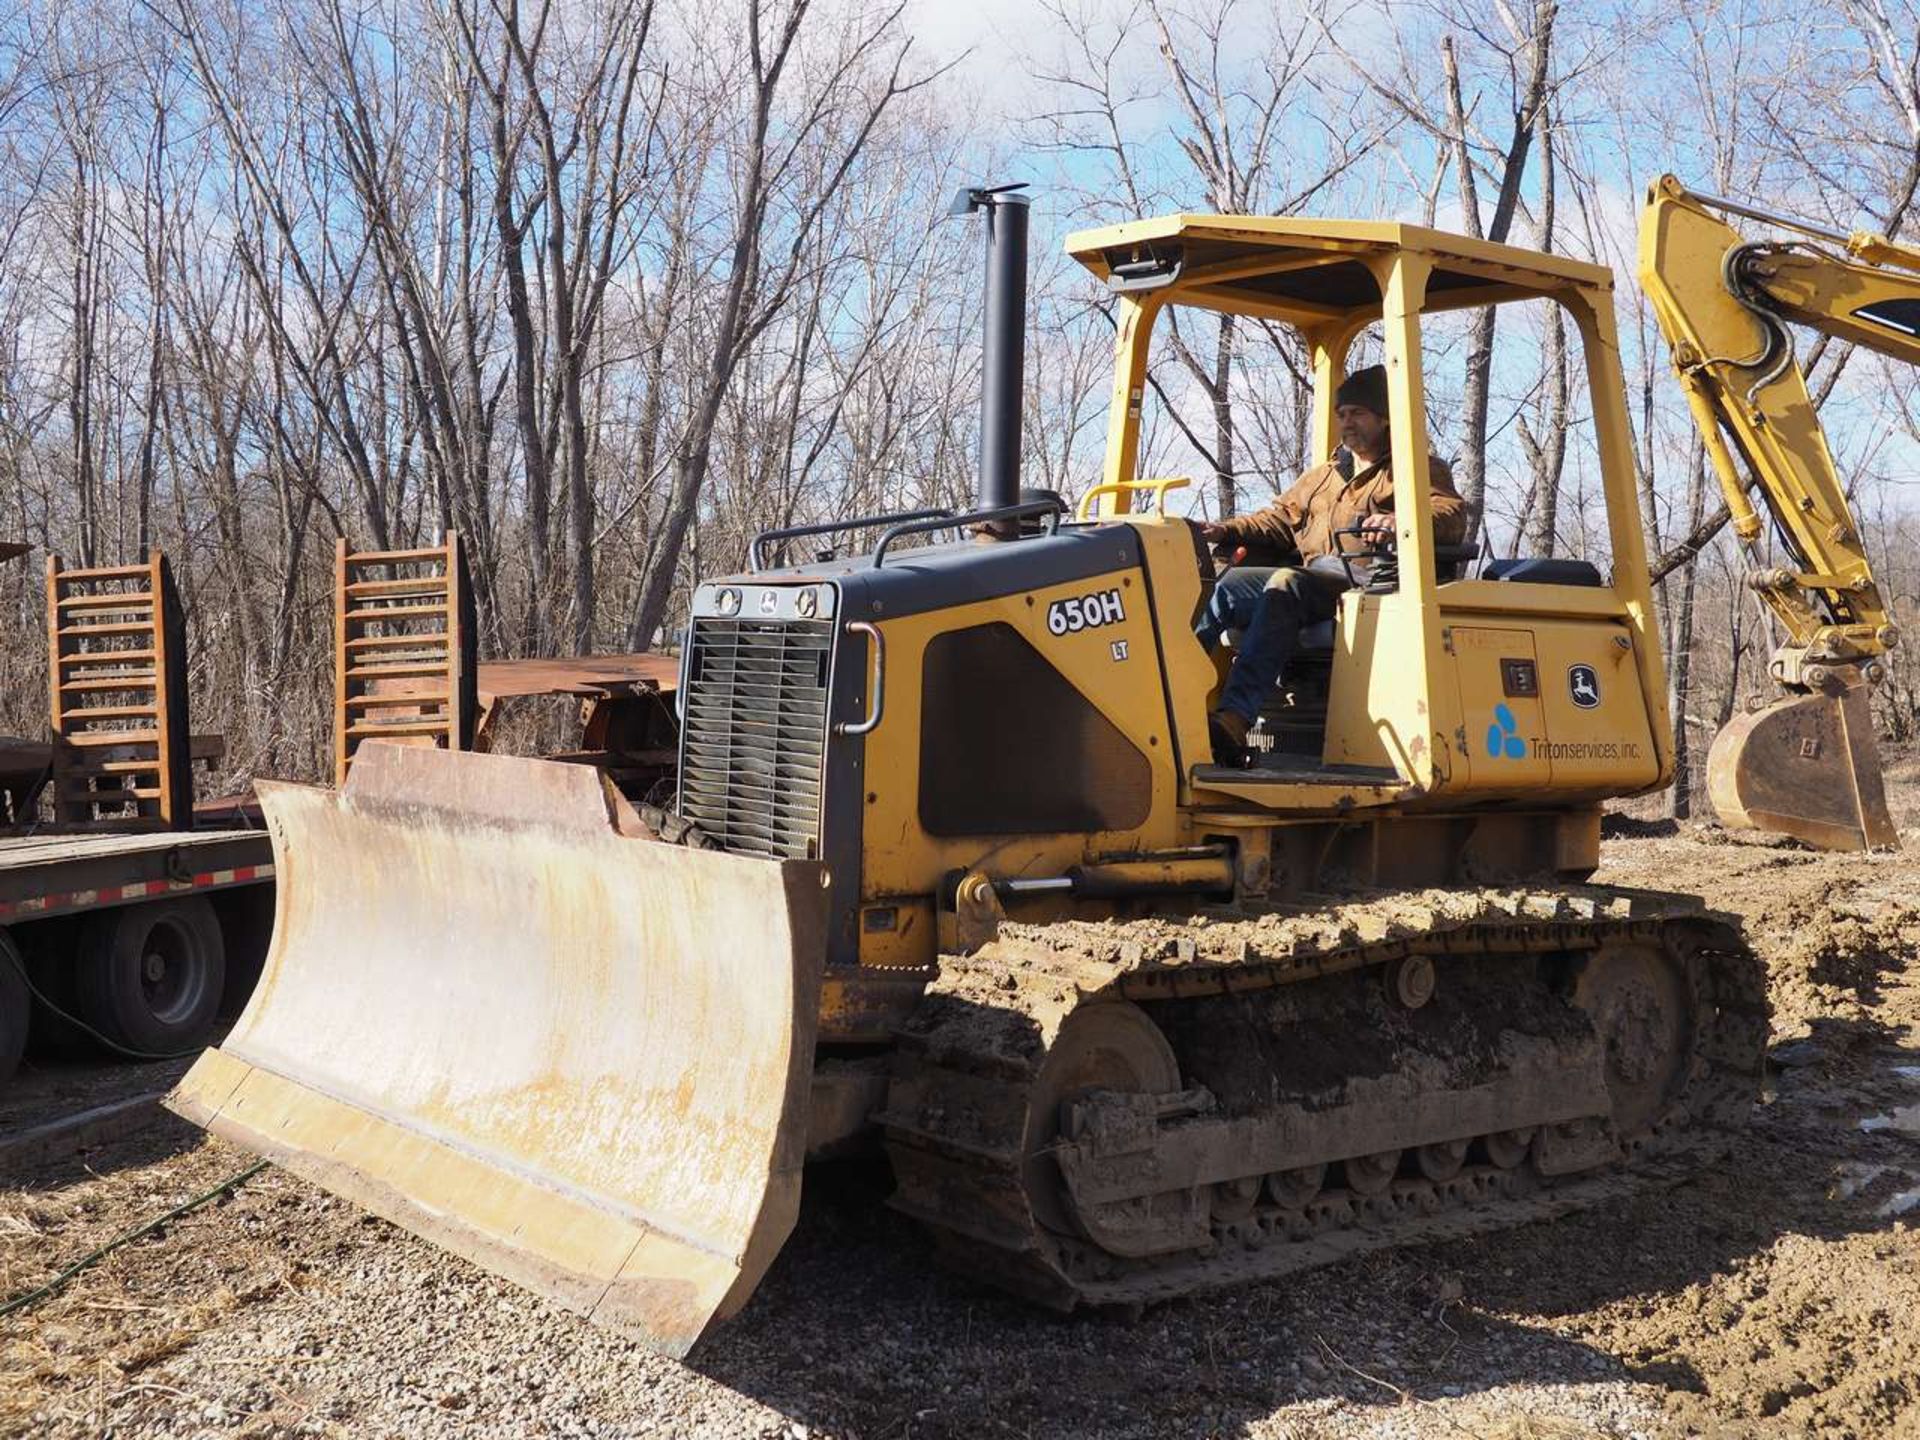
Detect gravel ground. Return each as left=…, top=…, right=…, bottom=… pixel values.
left=5, top=764, right=1919, bottom=1439
left=0, top=1055, right=192, bottom=1137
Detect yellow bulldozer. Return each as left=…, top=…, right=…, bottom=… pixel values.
left=171, top=174, right=1902, bottom=1357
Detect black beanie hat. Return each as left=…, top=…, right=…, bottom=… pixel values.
left=1334, top=364, right=1389, bottom=418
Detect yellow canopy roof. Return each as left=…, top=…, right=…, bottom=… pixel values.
left=1065, top=213, right=1612, bottom=325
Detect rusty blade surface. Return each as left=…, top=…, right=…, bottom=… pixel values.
left=1707, top=685, right=1898, bottom=851
left=168, top=742, right=827, bottom=1357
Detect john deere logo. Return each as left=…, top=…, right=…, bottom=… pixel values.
left=1568, top=664, right=1601, bottom=709
left=1485, top=704, right=1527, bottom=760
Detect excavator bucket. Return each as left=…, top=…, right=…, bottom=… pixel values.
left=1707, top=684, right=1898, bottom=851
left=168, top=742, right=827, bottom=1357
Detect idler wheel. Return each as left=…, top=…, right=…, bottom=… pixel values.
left=1210, top=1175, right=1260, bottom=1222
left=1416, top=1137, right=1469, bottom=1181
left=1573, top=941, right=1692, bottom=1136
left=1264, top=1163, right=1326, bottom=1209
left=1482, top=1127, right=1536, bottom=1169
left=1022, top=1000, right=1180, bottom=1238
left=1342, top=1149, right=1401, bottom=1195
left=1386, top=954, right=1436, bottom=1009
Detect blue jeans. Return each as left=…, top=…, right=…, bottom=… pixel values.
left=1195, top=564, right=1350, bottom=722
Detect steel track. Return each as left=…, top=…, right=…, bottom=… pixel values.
left=879, top=887, right=1768, bottom=1311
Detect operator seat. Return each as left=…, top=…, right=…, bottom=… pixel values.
left=1212, top=543, right=1501, bottom=760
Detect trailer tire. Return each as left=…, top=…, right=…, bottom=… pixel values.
left=0, top=930, right=27, bottom=1084
left=73, top=897, right=226, bottom=1057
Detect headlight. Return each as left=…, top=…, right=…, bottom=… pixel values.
left=716, top=587, right=741, bottom=615
left=795, top=588, right=819, bottom=618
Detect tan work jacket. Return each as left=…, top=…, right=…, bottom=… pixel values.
left=1218, top=451, right=1466, bottom=561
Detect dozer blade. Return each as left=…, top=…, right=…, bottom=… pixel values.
left=168, top=743, right=827, bottom=1357
left=1707, top=684, right=1898, bottom=851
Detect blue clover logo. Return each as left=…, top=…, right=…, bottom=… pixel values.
left=1485, top=704, right=1527, bottom=760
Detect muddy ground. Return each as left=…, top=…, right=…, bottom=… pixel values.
left=4, top=764, right=1920, bottom=1438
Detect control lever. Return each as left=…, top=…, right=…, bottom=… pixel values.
left=1331, top=523, right=1396, bottom=589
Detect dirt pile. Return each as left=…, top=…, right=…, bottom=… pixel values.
left=1578, top=1228, right=1920, bottom=1437
left=1569, top=799, right=1920, bottom=1438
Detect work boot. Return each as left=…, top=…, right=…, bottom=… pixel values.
left=1208, top=708, right=1251, bottom=766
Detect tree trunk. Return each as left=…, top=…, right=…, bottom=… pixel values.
left=1440, top=5, right=1554, bottom=544
left=1212, top=313, right=1235, bottom=516
left=1523, top=99, right=1565, bottom=556
left=1667, top=441, right=1707, bottom=819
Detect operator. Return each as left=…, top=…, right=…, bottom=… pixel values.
left=1195, top=364, right=1466, bottom=764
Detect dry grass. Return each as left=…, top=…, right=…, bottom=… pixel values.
left=0, top=1135, right=326, bottom=1434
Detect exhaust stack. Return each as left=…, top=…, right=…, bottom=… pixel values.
left=953, top=183, right=1031, bottom=514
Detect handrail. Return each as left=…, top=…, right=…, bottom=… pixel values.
left=750, top=508, right=955, bottom=571
left=833, top=622, right=886, bottom=736
left=1076, top=475, right=1193, bottom=521
left=871, top=498, right=1067, bottom=568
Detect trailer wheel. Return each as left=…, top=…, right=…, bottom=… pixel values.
left=73, top=897, right=226, bottom=1056
left=0, top=930, right=27, bottom=1083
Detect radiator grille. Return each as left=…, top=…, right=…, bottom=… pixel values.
left=680, top=617, right=833, bottom=859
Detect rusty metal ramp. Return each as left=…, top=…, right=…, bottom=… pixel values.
left=168, top=742, right=827, bottom=1357
left=1707, top=684, right=1898, bottom=851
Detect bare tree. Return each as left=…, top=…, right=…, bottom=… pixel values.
left=1, top=0, right=1916, bottom=791
left=1031, top=0, right=1373, bottom=515
left=627, top=0, right=927, bottom=649
left=315, top=0, right=513, bottom=642
left=450, top=0, right=658, bottom=652
left=1514, top=99, right=1568, bottom=557
left=1325, top=0, right=1560, bottom=541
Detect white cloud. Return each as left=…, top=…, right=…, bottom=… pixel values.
left=899, top=0, right=1059, bottom=124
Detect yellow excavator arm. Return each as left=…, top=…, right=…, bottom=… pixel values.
left=1640, top=174, right=1904, bottom=849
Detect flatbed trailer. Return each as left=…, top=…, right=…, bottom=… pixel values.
left=0, top=826, right=274, bottom=1085
left=2, top=535, right=686, bottom=1095
left=0, top=548, right=279, bottom=1091
left=0, top=829, right=272, bottom=923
